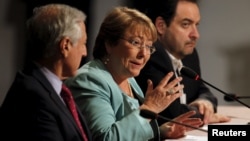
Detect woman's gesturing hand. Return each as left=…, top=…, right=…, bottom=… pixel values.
left=141, top=72, right=184, bottom=113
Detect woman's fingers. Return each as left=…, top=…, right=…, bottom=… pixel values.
left=157, top=72, right=182, bottom=89
left=174, top=110, right=197, bottom=121
left=143, top=72, right=184, bottom=113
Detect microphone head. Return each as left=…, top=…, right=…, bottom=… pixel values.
left=180, top=66, right=200, bottom=80
left=140, top=109, right=158, bottom=119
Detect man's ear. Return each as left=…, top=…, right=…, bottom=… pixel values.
left=59, top=37, right=71, bottom=57
left=155, top=16, right=166, bottom=35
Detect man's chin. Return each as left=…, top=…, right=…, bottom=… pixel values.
left=186, top=47, right=195, bottom=55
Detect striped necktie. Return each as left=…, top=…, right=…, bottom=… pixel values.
left=61, top=84, right=88, bottom=141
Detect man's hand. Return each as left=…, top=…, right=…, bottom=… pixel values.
left=208, top=113, right=231, bottom=123
left=189, top=99, right=214, bottom=124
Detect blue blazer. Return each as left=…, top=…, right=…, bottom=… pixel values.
left=65, top=59, right=160, bottom=141
left=0, top=62, right=92, bottom=141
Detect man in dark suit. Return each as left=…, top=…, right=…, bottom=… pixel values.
left=134, top=0, right=230, bottom=125
left=0, top=4, right=92, bottom=141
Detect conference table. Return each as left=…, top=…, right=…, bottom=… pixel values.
left=165, top=105, right=250, bottom=141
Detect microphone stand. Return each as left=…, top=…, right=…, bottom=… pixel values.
left=157, top=114, right=208, bottom=133
left=224, top=94, right=250, bottom=102
left=200, top=78, right=250, bottom=109
left=180, top=66, right=250, bottom=109
left=140, top=110, right=207, bottom=133
left=236, top=96, right=250, bottom=99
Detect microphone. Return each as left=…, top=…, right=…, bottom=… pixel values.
left=180, top=66, right=250, bottom=108
left=140, top=109, right=207, bottom=133
left=224, top=93, right=250, bottom=102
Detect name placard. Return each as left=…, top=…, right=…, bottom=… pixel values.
left=208, top=125, right=250, bottom=140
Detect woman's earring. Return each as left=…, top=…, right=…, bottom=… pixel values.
left=104, top=57, right=110, bottom=64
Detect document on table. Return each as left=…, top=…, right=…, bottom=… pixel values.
left=164, top=125, right=208, bottom=141
left=165, top=135, right=207, bottom=141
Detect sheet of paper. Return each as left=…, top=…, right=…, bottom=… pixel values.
left=164, top=135, right=207, bottom=141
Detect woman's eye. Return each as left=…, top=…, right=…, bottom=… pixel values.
left=131, top=40, right=140, bottom=46
left=145, top=45, right=151, bottom=49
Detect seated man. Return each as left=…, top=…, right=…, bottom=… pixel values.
left=134, top=0, right=230, bottom=125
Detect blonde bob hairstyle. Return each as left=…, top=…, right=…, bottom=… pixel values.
left=93, top=6, right=157, bottom=59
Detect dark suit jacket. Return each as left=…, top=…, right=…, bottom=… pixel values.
left=0, top=62, right=92, bottom=141
left=135, top=40, right=218, bottom=125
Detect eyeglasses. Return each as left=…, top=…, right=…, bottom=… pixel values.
left=120, top=37, right=156, bottom=54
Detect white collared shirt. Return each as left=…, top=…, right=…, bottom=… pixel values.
left=166, top=50, right=186, bottom=104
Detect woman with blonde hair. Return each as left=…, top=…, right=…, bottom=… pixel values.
left=65, top=6, right=202, bottom=141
